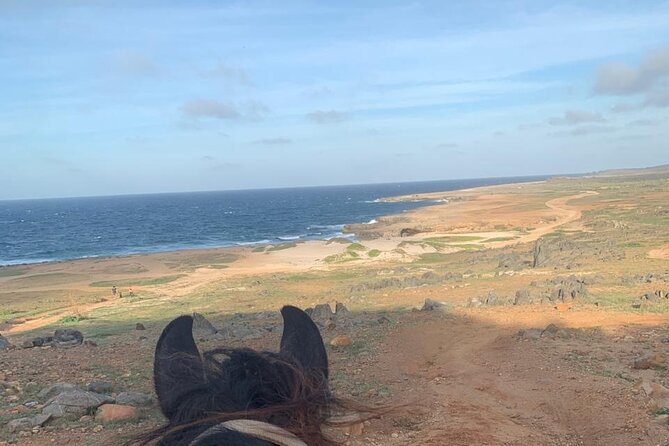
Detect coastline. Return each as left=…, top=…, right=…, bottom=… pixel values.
left=0, top=176, right=551, bottom=269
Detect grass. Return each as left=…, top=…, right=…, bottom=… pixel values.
left=89, top=274, right=186, bottom=288
left=266, top=242, right=298, bottom=252
left=424, top=235, right=484, bottom=243
left=57, top=314, right=88, bottom=324
left=654, top=407, right=669, bottom=416
left=347, top=242, right=367, bottom=251
left=485, top=236, right=517, bottom=242
left=367, top=249, right=381, bottom=258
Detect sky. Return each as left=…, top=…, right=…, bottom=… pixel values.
left=1, top=1, right=669, bottom=199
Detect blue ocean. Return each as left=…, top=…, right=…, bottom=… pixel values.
left=0, top=176, right=548, bottom=266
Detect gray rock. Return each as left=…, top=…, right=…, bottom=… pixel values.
left=335, top=302, right=350, bottom=316
left=518, top=328, right=543, bottom=340
left=0, top=334, right=11, bottom=350
left=7, top=414, right=51, bottom=432
left=54, top=328, right=84, bottom=344
left=135, top=323, right=146, bottom=331
left=421, top=299, right=445, bottom=311
left=308, top=304, right=334, bottom=320
left=220, top=324, right=265, bottom=340
left=42, top=389, right=113, bottom=418
left=86, top=381, right=113, bottom=394
left=192, top=313, right=219, bottom=340
left=514, top=289, right=532, bottom=305
left=37, top=383, right=79, bottom=401
left=115, top=391, right=153, bottom=407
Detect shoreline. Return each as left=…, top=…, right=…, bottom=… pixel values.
left=0, top=177, right=551, bottom=269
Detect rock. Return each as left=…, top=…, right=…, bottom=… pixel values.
left=220, top=324, right=265, bottom=340
left=7, top=414, right=50, bottom=433
left=467, top=297, right=483, bottom=308
left=549, top=276, right=588, bottom=302
left=37, top=383, right=79, bottom=401
left=21, top=339, right=34, bottom=349
left=329, top=335, right=353, bottom=347
left=42, top=389, right=113, bottom=418
left=399, top=228, right=422, bottom=237
left=135, top=323, right=146, bottom=331
left=307, top=304, right=334, bottom=321
left=421, top=299, right=445, bottom=311
left=513, top=289, right=532, bottom=305
left=192, top=313, right=219, bottom=340
left=518, top=328, right=543, bottom=340
left=335, top=302, right=350, bottom=316
left=95, top=404, right=139, bottom=423
left=633, top=353, right=667, bottom=370
left=0, top=335, right=12, bottom=350
left=483, top=292, right=501, bottom=306
left=86, top=381, right=113, bottom=394
left=115, top=391, right=153, bottom=407
left=83, top=340, right=98, bottom=347
left=54, top=329, right=84, bottom=345
left=542, top=324, right=560, bottom=337
left=377, top=316, right=391, bottom=324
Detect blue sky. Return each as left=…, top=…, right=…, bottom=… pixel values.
left=1, top=1, right=668, bottom=199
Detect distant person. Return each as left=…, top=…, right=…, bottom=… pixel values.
left=119, top=291, right=123, bottom=299
left=111, top=286, right=117, bottom=296
left=129, top=287, right=134, bottom=297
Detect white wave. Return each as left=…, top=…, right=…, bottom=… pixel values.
left=365, top=219, right=378, bottom=225
left=278, top=235, right=302, bottom=241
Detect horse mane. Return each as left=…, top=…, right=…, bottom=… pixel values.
left=131, top=308, right=391, bottom=446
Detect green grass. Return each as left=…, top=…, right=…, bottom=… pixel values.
left=424, top=235, right=485, bottom=243
left=251, top=246, right=266, bottom=252
left=57, top=314, right=88, bottom=324
left=485, top=236, right=517, bottom=242
left=367, top=249, right=381, bottom=258
left=266, top=242, right=298, bottom=251
left=89, top=274, right=186, bottom=288
left=654, top=407, right=669, bottom=416
left=347, top=242, right=367, bottom=251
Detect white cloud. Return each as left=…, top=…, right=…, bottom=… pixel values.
left=112, top=50, right=159, bottom=77
left=306, top=110, right=348, bottom=124
left=548, top=110, right=606, bottom=126
left=181, top=99, right=241, bottom=120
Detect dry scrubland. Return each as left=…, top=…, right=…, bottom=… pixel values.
left=1, top=172, right=669, bottom=445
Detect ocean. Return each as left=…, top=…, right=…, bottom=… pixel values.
left=0, top=176, right=548, bottom=266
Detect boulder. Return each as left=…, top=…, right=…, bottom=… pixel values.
left=335, top=302, right=350, bottom=316
left=95, top=404, right=139, bottom=423
left=633, top=353, right=667, bottom=370
left=307, top=304, right=334, bottom=321
left=421, top=299, right=445, bottom=311
left=42, top=389, right=114, bottom=418
left=514, top=289, right=532, bottom=305
left=6, top=414, right=51, bottom=433
left=329, top=335, right=353, bottom=347
left=192, top=313, right=219, bottom=340
left=518, top=328, right=543, bottom=340
left=86, top=381, right=113, bottom=394
left=37, top=383, right=79, bottom=401
left=115, top=391, right=153, bottom=407
left=54, top=329, right=84, bottom=345
left=135, top=323, right=146, bottom=331
left=0, top=334, right=12, bottom=350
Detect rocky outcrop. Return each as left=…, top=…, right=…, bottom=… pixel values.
left=549, top=276, right=588, bottom=302
left=42, top=389, right=114, bottom=418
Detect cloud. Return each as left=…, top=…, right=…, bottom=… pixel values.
left=112, top=51, right=159, bottom=77
left=645, top=88, right=669, bottom=107
left=181, top=99, right=240, bottom=120
left=548, top=110, right=606, bottom=126
left=254, top=138, right=292, bottom=145
left=594, top=46, right=669, bottom=95
left=569, top=125, right=616, bottom=136
left=205, top=63, right=251, bottom=85
left=610, top=102, right=642, bottom=113
left=434, top=143, right=459, bottom=149
left=180, top=99, right=269, bottom=121
left=306, top=110, right=348, bottom=124
left=627, top=118, right=662, bottom=127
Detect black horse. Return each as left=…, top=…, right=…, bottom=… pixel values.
left=137, top=306, right=343, bottom=446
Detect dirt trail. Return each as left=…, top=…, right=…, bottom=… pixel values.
left=374, top=311, right=669, bottom=446
left=488, top=191, right=598, bottom=249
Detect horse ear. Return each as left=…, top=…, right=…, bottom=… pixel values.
left=280, top=306, right=329, bottom=378
left=154, top=315, right=207, bottom=419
